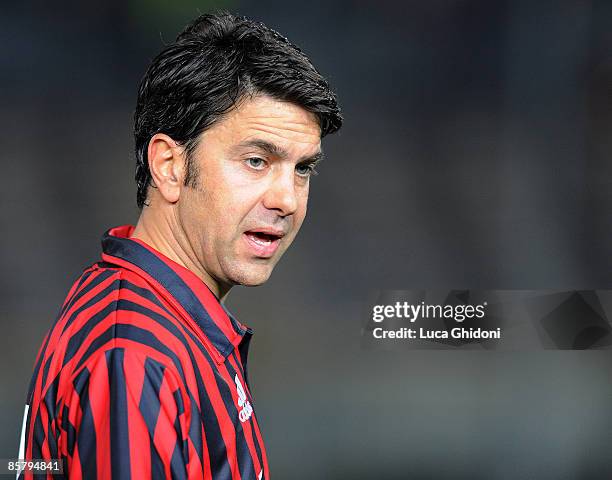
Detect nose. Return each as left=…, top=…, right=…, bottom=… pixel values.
left=262, top=167, right=298, bottom=216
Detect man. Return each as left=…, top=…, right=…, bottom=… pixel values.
left=18, top=12, right=341, bottom=479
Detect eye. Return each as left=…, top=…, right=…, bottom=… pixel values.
left=246, top=157, right=266, bottom=170
left=296, top=163, right=317, bottom=177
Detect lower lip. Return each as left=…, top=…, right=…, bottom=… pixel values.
left=243, top=232, right=281, bottom=258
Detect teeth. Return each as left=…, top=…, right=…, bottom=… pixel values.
left=249, top=233, right=272, bottom=246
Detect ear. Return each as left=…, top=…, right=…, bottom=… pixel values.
left=147, top=133, right=185, bottom=204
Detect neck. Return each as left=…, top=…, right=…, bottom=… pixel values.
left=131, top=206, right=232, bottom=301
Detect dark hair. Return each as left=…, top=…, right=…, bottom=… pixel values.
left=134, top=12, right=343, bottom=208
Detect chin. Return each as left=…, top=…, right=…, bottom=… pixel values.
left=228, top=264, right=274, bottom=287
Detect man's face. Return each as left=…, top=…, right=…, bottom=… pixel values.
left=176, top=95, right=322, bottom=289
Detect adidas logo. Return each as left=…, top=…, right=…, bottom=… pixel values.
left=235, top=374, right=253, bottom=423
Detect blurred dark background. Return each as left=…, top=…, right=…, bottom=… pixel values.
left=3, top=1, right=612, bottom=478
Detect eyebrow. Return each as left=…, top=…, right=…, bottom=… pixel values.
left=233, top=139, right=324, bottom=164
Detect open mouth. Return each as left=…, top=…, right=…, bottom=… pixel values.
left=246, top=232, right=279, bottom=245
left=243, top=230, right=284, bottom=257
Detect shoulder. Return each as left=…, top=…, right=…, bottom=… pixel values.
left=28, top=263, right=195, bottom=417
left=57, top=264, right=190, bottom=382
left=62, top=262, right=175, bottom=328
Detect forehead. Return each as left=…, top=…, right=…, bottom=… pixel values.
left=200, top=95, right=322, bottom=154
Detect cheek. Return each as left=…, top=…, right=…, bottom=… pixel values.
left=205, top=169, right=247, bottom=216
left=214, top=163, right=264, bottom=207
left=208, top=184, right=259, bottom=241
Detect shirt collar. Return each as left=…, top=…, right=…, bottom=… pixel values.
left=100, top=225, right=250, bottom=364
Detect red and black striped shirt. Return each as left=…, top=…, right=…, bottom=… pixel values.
left=19, top=225, right=269, bottom=479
